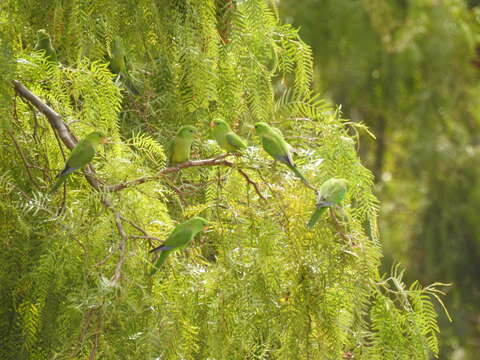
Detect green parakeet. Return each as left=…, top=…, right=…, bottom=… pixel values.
left=108, top=37, right=138, bottom=94
left=149, top=216, right=209, bottom=274
left=168, top=125, right=197, bottom=165
left=50, top=131, right=108, bottom=193
left=307, top=178, right=348, bottom=228
left=254, top=122, right=310, bottom=185
left=34, top=29, right=57, bottom=62
left=210, top=118, right=247, bottom=153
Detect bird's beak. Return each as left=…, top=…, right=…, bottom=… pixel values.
left=203, top=226, right=209, bottom=231
left=209, top=121, right=215, bottom=128
left=101, top=137, right=109, bottom=144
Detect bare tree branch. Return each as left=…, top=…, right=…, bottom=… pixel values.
left=13, top=80, right=107, bottom=190
left=12, top=80, right=78, bottom=147
left=119, top=215, right=159, bottom=247
left=130, top=235, right=161, bottom=241
left=104, top=155, right=235, bottom=192
left=236, top=168, right=267, bottom=201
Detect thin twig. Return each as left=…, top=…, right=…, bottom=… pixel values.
left=94, top=251, right=115, bottom=268
left=130, top=235, right=161, bottom=241
left=8, top=131, right=37, bottom=186
left=52, top=125, right=67, bottom=161
left=104, top=155, right=235, bottom=192
left=119, top=215, right=153, bottom=236
left=71, top=308, right=95, bottom=358
left=236, top=168, right=266, bottom=201
left=11, top=183, right=88, bottom=255
left=301, top=178, right=318, bottom=193
left=88, top=317, right=102, bottom=360
left=120, top=215, right=162, bottom=247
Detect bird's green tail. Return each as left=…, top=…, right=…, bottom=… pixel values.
left=49, top=174, right=68, bottom=194
left=288, top=164, right=314, bottom=189
left=150, top=251, right=170, bottom=276
left=307, top=207, right=327, bottom=228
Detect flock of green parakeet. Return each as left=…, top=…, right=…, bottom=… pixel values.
left=35, top=30, right=348, bottom=272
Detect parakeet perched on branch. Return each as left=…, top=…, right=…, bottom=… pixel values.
left=150, top=216, right=209, bottom=274
left=50, top=131, right=108, bottom=193
left=108, top=37, right=138, bottom=94
left=307, top=178, right=348, bottom=228
left=254, top=122, right=310, bottom=185
left=34, top=29, right=57, bottom=62
left=210, top=118, right=247, bottom=153
left=168, top=125, right=197, bottom=165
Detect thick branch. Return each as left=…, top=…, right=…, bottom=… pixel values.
left=12, top=80, right=104, bottom=189
left=12, top=80, right=77, bottom=148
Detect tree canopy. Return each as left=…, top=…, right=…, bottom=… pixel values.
left=280, top=0, right=480, bottom=357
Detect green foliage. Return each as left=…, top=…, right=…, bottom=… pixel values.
left=0, top=1, right=448, bottom=359
left=280, top=0, right=480, bottom=357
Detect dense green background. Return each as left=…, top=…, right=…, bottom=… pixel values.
left=0, top=0, right=470, bottom=358
left=280, top=0, right=480, bottom=358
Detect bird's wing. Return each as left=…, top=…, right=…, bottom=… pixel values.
left=262, top=135, right=294, bottom=167
left=163, top=227, right=193, bottom=249
left=271, top=127, right=298, bottom=153
left=329, top=186, right=347, bottom=205
left=66, top=142, right=96, bottom=169
left=59, top=165, right=82, bottom=177
left=271, top=127, right=284, bottom=139
left=149, top=245, right=174, bottom=253
left=226, top=133, right=246, bottom=150
left=149, top=225, right=184, bottom=253
left=167, top=140, right=174, bottom=164
left=283, top=141, right=295, bottom=166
